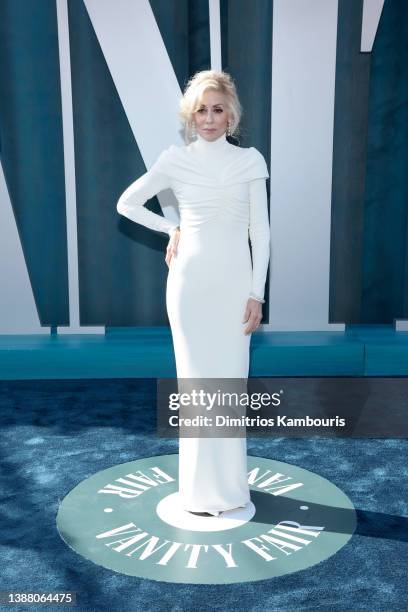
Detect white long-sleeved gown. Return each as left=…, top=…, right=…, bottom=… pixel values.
left=117, top=131, right=270, bottom=515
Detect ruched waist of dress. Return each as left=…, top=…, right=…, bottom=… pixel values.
left=178, top=212, right=249, bottom=235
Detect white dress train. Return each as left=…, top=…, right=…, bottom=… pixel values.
left=117, top=131, right=270, bottom=515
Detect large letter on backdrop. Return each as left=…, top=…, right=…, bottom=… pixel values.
left=265, top=0, right=384, bottom=331
left=57, top=0, right=182, bottom=333
left=267, top=0, right=343, bottom=331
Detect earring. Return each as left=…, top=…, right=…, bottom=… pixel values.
left=226, top=122, right=231, bottom=137
left=191, top=121, right=197, bottom=139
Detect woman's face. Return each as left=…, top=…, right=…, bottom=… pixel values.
left=193, top=89, right=230, bottom=141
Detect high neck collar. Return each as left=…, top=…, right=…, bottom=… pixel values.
left=194, top=130, right=228, bottom=151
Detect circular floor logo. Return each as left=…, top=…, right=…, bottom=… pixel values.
left=56, top=454, right=357, bottom=584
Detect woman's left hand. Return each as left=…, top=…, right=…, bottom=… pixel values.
left=242, top=298, right=263, bottom=335
left=165, top=227, right=180, bottom=268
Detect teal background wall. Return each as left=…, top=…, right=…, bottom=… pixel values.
left=361, top=0, right=408, bottom=323
left=330, top=0, right=408, bottom=324
left=0, top=0, right=68, bottom=326
left=0, top=0, right=407, bottom=327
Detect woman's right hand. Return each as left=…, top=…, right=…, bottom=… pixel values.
left=165, top=227, right=180, bottom=267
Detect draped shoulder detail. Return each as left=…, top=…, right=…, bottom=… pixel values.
left=220, top=146, right=269, bottom=185
left=149, top=144, right=180, bottom=176
left=249, top=147, right=269, bottom=179
left=149, top=142, right=269, bottom=186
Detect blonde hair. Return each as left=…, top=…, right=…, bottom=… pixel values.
left=179, top=70, right=242, bottom=142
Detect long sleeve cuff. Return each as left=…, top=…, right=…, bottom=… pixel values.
left=249, top=292, right=266, bottom=303
left=168, top=224, right=180, bottom=237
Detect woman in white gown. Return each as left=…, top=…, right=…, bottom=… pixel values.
left=116, top=70, right=270, bottom=517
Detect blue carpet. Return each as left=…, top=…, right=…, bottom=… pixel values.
left=0, top=378, right=407, bottom=611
